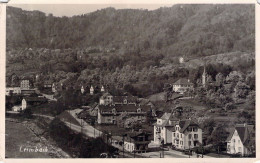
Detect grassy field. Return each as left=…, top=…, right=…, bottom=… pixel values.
left=5, top=120, right=52, bottom=158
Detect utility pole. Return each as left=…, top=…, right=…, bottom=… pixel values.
left=189, top=142, right=191, bottom=158
left=123, top=135, right=125, bottom=158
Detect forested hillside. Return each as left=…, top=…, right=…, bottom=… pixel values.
left=7, top=4, right=254, bottom=58
left=6, top=4, right=255, bottom=99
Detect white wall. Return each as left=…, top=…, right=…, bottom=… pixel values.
left=227, top=130, right=250, bottom=156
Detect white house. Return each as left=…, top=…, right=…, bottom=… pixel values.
left=226, top=124, right=254, bottom=156
left=12, top=105, right=22, bottom=112
left=52, top=83, right=56, bottom=93
left=99, top=92, right=113, bottom=105
left=6, top=87, right=21, bottom=96
left=172, top=78, right=193, bottom=94
left=153, top=112, right=179, bottom=145
left=172, top=120, right=202, bottom=150
left=81, top=86, right=85, bottom=94
left=20, top=79, right=31, bottom=90
left=90, top=85, right=94, bottom=95
left=101, top=85, right=105, bottom=92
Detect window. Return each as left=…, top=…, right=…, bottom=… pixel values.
left=233, top=139, right=236, bottom=143
left=194, top=134, right=198, bottom=139
left=180, top=134, right=182, bottom=138
left=173, top=133, right=175, bottom=137
left=189, top=134, right=192, bottom=139
left=188, top=141, right=191, bottom=146
left=193, top=127, right=198, bottom=132
left=177, top=133, right=179, bottom=138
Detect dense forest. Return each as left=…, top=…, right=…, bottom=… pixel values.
left=7, top=4, right=254, bottom=57
left=6, top=4, right=255, bottom=100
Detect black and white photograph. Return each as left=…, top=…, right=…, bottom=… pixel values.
left=3, top=1, right=256, bottom=160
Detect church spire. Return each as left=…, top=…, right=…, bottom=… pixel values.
left=202, top=61, right=207, bottom=87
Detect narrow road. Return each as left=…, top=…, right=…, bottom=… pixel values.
left=33, top=112, right=102, bottom=138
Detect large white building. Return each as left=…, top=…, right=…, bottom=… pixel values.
left=226, top=124, right=254, bottom=156
left=153, top=112, right=179, bottom=144
left=172, top=78, right=193, bottom=94
left=153, top=112, right=202, bottom=149
left=6, top=87, right=21, bottom=96
left=172, top=120, right=202, bottom=150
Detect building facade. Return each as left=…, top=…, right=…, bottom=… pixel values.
left=20, top=79, right=31, bottom=90
left=99, top=93, right=113, bottom=105
left=153, top=112, right=179, bottom=145
left=172, top=120, right=202, bottom=150
left=172, top=78, right=193, bottom=94
left=226, top=124, right=254, bottom=156
left=6, top=87, right=21, bottom=96
left=97, top=104, right=150, bottom=125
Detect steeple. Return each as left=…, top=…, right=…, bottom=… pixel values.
left=202, top=62, right=207, bottom=87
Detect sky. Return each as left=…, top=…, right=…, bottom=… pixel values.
left=8, top=4, right=174, bottom=17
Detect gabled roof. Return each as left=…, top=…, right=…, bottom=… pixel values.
left=173, top=78, right=193, bottom=85
left=179, top=119, right=199, bottom=133
left=99, top=104, right=150, bottom=113
left=24, top=97, right=47, bottom=102
left=101, top=92, right=112, bottom=98
left=113, top=95, right=138, bottom=103
left=44, top=80, right=52, bottom=85
left=226, top=124, right=255, bottom=148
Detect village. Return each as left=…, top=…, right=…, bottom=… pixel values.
left=5, top=65, right=255, bottom=158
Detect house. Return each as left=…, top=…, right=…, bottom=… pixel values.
left=101, top=85, right=105, bottom=92
left=172, top=78, right=193, bottom=94
left=99, top=92, right=113, bottom=105
left=81, top=86, right=85, bottom=94
left=113, top=95, right=138, bottom=105
left=90, top=85, right=94, bottom=95
left=21, top=97, right=48, bottom=110
left=43, top=81, right=52, bottom=88
left=153, top=112, right=179, bottom=145
left=12, top=105, right=22, bottom=112
left=6, top=87, right=21, bottom=96
left=226, top=124, right=255, bottom=156
left=99, top=94, right=138, bottom=106
left=21, top=89, right=36, bottom=96
left=124, top=131, right=151, bottom=153
left=52, top=83, right=56, bottom=93
left=20, top=79, right=31, bottom=90
left=97, top=104, right=150, bottom=125
left=172, top=119, right=202, bottom=150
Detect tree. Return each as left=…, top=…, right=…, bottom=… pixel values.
left=210, top=124, right=229, bottom=147
left=22, top=108, right=33, bottom=119
left=215, top=73, right=225, bottom=85
left=234, top=81, right=250, bottom=100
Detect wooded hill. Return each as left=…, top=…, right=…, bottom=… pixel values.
left=7, top=4, right=254, bottom=58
